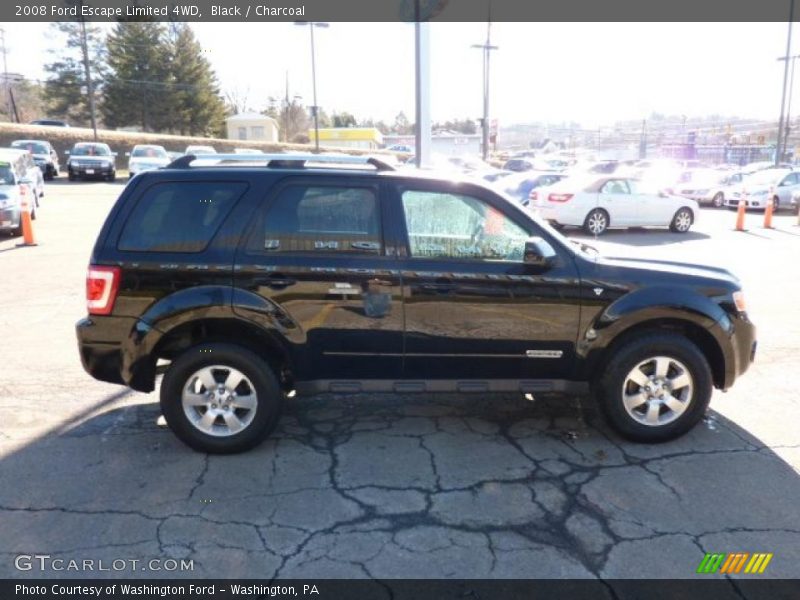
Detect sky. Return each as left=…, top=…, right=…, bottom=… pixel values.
left=0, top=21, right=793, bottom=127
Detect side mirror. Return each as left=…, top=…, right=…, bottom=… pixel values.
left=523, top=237, right=557, bottom=269
left=124, top=151, right=131, bottom=157
left=64, top=151, right=70, bottom=155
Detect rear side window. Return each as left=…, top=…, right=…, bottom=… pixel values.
left=118, top=181, right=246, bottom=252
left=248, top=185, right=382, bottom=254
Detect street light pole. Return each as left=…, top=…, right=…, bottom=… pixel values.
left=296, top=21, right=328, bottom=153
left=472, top=22, right=498, bottom=161
left=776, top=0, right=794, bottom=166
left=0, top=28, right=11, bottom=122
left=778, top=53, right=800, bottom=162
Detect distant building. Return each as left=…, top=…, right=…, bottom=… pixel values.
left=383, top=131, right=481, bottom=157
left=226, top=113, right=279, bottom=142
left=310, top=127, right=383, bottom=150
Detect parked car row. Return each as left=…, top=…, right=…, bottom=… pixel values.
left=0, top=146, right=46, bottom=236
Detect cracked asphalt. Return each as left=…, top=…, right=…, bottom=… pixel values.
left=1, top=181, right=799, bottom=580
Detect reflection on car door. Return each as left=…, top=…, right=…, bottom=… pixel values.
left=388, top=181, right=582, bottom=383
left=233, top=178, right=404, bottom=382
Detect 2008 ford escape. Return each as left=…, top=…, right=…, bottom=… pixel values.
left=76, top=154, right=756, bottom=453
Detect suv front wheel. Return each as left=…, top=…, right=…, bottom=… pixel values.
left=595, top=333, right=712, bottom=442
left=160, top=343, right=282, bottom=453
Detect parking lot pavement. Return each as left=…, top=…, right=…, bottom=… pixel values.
left=1, top=182, right=799, bottom=580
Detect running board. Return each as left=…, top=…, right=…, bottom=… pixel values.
left=295, top=379, right=588, bottom=395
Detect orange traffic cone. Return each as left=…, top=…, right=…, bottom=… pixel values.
left=735, top=192, right=747, bottom=232
left=16, top=186, right=37, bottom=247
left=763, top=186, right=775, bottom=229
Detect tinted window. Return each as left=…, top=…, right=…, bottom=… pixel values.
left=118, top=181, right=245, bottom=252
left=72, top=144, right=111, bottom=156
left=251, top=185, right=381, bottom=254
left=401, top=190, right=529, bottom=261
left=0, top=165, right=16, bottom=185
left=601, top=180, right=630, bottom=194
left=132, top=146, right=167, bottom=158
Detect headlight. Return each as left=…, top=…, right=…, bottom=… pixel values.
left=732, top=290, right=747, bottom=312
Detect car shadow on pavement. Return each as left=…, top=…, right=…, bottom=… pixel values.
left=569, top=229, right=711, bottom=247
left=1, top=389, right=799, bottom=582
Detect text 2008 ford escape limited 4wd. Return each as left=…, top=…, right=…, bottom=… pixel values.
left=76, top=154, right=756, bottom=453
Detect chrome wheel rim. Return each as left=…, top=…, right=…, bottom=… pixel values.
left=713, top=193, right=723, bottom=207
left=675, top=209, right=692, bottom=231
left=587, top=211, right=607, bottom=234
left=181, top=365, right=257, bottom=437
left=621, top=356, right=693, bottom=427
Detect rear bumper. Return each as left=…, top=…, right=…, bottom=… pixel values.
left=76, top=316, right=154, bottom=391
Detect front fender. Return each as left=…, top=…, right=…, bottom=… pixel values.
left=576, top=286, right=735, bottom=380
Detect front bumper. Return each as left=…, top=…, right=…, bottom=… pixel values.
left=722, top=313, right=757, bottom=389
left=725, top=195, right=769, bottom=209
left=0, top=206, right=21, bottom=230
left=69, top=163, right=115, bottom=178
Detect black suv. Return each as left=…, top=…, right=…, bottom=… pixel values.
left=76, top=154, right=756, bottom=453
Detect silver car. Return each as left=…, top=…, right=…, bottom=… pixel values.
left=677, top=169, right=743, bottom=208
left=724, top=168, right=800, bottom=211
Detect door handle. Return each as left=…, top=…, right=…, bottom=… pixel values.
left=257, top=273, right=296, bottom=289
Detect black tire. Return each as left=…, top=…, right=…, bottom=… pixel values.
left=107, top=172, right=116, bottom=182
left=583, top=208, right=609, bottom=235
left=669, top=207, right=693, bottom=233
left=11, top=221, right=22, bottom=237
left=68, top=171, right=76, bottom=182
left=595, top=332, right=712, bottom=442
left=160, top=343, right=282, bottom=454
left=712, top=192, right=724, bottom=208
left=30, top=207, right=36, bottom=221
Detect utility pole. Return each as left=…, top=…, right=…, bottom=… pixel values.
left=0, top=28, right=11, bottom=122
left=472, top=22, right=498, bottom=161
left=295, top=21, right=329, bottom=153
left=639, top=119, right=647, bottom=159
left=78, top=16, right=98, bottom=140
left=778, top=53, right=800, bottom=163
left=777, top=0, right=795, bottom=166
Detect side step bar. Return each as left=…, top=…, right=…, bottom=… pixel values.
left=295, top=379, right=588, bottom=395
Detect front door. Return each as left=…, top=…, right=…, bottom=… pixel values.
left=233, top=178, right=403, bottom=381
left=389, top=182, right=582, bottom=382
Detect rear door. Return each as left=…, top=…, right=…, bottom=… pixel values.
left=388, top=179, right=582, bottom=382
left=233, top=177, right=404, bottom=382
left=597, top=178, right=638, bottom=225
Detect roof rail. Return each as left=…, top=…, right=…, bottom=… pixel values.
left=165, top=153, right=396, bottom=171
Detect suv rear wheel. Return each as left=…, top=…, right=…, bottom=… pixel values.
left=160, top=343, right=282, bottom=453
left=595, top=333, right=712, bottom=442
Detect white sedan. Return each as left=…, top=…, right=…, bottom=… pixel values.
left=530, top=175, right=698, bottom=235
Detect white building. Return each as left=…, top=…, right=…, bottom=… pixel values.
left=226, top=113, right=279, bottom=142
left=384, top=131, right=481, bottom=157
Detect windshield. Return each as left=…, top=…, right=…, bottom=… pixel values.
left=0, top=165, right=15, bottom=184
left=11, top=141, right=48, bottom=154
left=72, top=145, right=111, bottom=157
left=132, top=146, right=167, bottom=158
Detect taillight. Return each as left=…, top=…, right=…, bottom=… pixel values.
left=548, top=193, right=573, bottom=203
left=530, top=190, right=538, bottom=201
left=86, top=265, right=120, bottom=315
